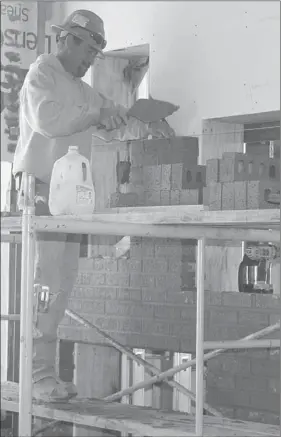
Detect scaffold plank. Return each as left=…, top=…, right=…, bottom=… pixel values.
left=1, top=382, right=279, bottom=437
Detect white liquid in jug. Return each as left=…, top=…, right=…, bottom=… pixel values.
left=49, top=146, right=95, bottom=216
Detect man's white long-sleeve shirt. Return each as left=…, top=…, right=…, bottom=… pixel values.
left=13, top=54, right=105, bottom=183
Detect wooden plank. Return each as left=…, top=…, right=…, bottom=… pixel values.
left=1, top=382, right=279, bottom=437
left=31, top=218, right=279, bottom=243
left=2, top=207, right=278, bottom=228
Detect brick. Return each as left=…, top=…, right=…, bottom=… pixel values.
left=221, top=182, right=235, bottom=210
left=182, top=240, right=196, bottom=260
left=207, top=387, right=250, bottom=408
left=209, top=308, right=238, bottom=325
left=144, top=190, right=161, bottom=206
left=151, top=165, right=161, bottom=190
left=125, top=333, right=180, bottom=352
left=250, top=392, right=279, bottom=413
left=75, top=272, right=92, bottom=286
left=182, top=165, right=206, bottom=189
left=251, top=359, right=279, bottom=378
left=106, top=273, right=129, bottom=287
left=106, top=301, right=154, bottom=318
left=248, top=349, right=270, bottom=359
left=143, top=139, right=171, bottom=165
left=208, top=182, right=222, bottom=210
left=270, top=313, right=281, bottom=325
left=110, top=192, right=138, bottom=207
left=130, top=238, right=142, bottom=258
left=155, top=274, right=181, bottom=290
left=203, top=186, right=209, bottom=206
left=142, top=288, right=166, bottom=302
left=143, top=152, right=159, bottom=166
left=129, top=166, right=143, bottom=186
left=142, top=258, right=168, bottom=274
left=160, top=190, right=170, bottom=205
left=238, top=309, right=269, bottom=326
left=253, top=293, right=280, bottom=309
left=130, top=273, right=155, bottom=288
left=165, top=291, right=196, bottom=306
left=182, top=261, right=196, bottom=272
left=155, top=241, right=181, bottom=258
left=215, top=407, right=235, bottom=419
left=221, top=356, right=251, bottom=375
left=235, top=408, right=263, bottom=423
left=161, top=164, right=171, bottom=190
left=90, top=273, right=106, bottom=286
left=92, top=258, right=118, bottom=272
left=169, top=136, right=199, bottom=165
left=235, top=375, right=267, bottom=392
left=143, top=165, right=161, bottom=190
left=171, top=322, right=195, bottom=337
left=130, top=140, right=144, bottom=166
left=181, top=275, right=196, bottom=290
left=234, top=181, right=247, bottom=210
left=72, top=286, right=84, bottom=298
left=206, top=158, right=220, bottom=183
left=247, top=180, right=280, bottom=209
left=208, top=373, right=235, bottom=390
left=133, top=186, right=145, bottom=205
left=68, top=299, right=83, bottom=312
left=264, top=412, right=280, bottom=426
left=141, top=238, right=155, bottom=257
left=93, top=316, right=119, bottom=331
left=118, top=258, right=142, bottom=273
left=170, top=190, right=180, bottom=204
left=81, top=300, right=105, bottom=314
left=119, top=318, right=142, bottom=333
left=205, top=291, right=222, bottom=306
left=222, top=292, right=252, bottom=307
left=171, top=163, right=183, bottom=190
left=180, top=307, right=198, bottom=321
left=87, top=287, right=117, bottom=300
left=117, top=288, right=142, bottom=301
left=248, top=156, right=280, bottom=182
left=142, top=320, right=170, bottom=335
left=179, top=189, right=199, bottom=205
left=168, top=257, right=182, bottom=273
left=205, top=325, right=243, bottom=341
left=268, top=378, right=280, bottom=394
left=207, top=358, right=222, bottom=374
left=154, top=305, right=182, bottom=320
left=220, top=152, right=248, bottom=182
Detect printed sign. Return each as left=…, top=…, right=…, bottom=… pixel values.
left=1, top=1, right=58, bottom=163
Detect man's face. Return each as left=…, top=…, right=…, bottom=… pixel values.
left=69, top=37, right=99, bottom=78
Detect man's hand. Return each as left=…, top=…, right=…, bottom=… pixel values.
left=99, top=104, right=128, bottom=131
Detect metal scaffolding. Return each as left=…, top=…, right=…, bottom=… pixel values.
left=1, top=172, right=280, bottom=437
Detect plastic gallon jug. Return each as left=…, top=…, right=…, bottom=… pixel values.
left=49, top=146, right=95, bottom=216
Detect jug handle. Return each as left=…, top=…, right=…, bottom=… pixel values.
left=238, top=258, right=245, bottom=293
left=82, top=162, right=87, bottom=182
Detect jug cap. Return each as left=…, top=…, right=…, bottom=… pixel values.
left=68, top=145, right=79, bottom=152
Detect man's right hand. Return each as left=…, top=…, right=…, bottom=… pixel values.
left=99, top=105, right=128, bottom=131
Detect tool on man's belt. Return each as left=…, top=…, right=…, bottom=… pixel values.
left=33, top=284, right=51, bottom=325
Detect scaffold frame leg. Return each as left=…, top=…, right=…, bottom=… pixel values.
left=18, top=174, right=36, bottom=437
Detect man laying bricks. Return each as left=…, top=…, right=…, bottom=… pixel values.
left=12, top=9, right=129, bottom=403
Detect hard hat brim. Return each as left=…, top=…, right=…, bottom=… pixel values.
left=51, top=24, right=104, bottom=54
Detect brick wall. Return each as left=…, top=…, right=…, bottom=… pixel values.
left=59, top=250, right=280, bottom=424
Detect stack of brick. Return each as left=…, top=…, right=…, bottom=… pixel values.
left=110, top=136, right=208, bottom=207
left=204, top=152, right=280, bottom=210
